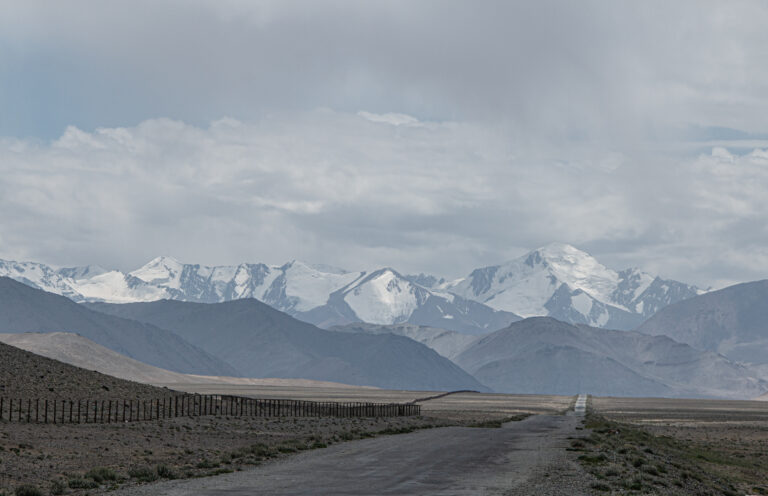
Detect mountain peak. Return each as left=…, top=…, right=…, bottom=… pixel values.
left=143, top=255, right=183, bottom=267
left=57, top=264, right=108, bottom=280
left=532, top=243, right=594, bottom=264
left=130, top=256, right=185, bottom=285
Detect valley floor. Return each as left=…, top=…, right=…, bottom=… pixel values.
left=0, top=390, right=575, bottom=495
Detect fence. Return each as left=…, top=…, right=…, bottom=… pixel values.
left=0, top=395, right=420, bottom=424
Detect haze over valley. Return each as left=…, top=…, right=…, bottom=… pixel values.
left=1, top=242, right=766, bottom=399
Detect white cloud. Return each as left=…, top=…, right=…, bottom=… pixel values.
left=1, top=111, right=768, bottom=287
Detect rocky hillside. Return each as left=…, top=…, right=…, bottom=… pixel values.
left=0, top=340, right=174, bottom=399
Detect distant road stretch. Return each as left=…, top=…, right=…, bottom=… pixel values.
left=574, top=394, right=587, bottom=415
left=115, top=411, right=591, bottom=496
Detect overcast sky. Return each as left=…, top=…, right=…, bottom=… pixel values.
left=1, top=0, right=767, bottom=288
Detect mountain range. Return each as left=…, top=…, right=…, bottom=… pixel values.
left=0, top=243, right=701, bottom=331
left=429, top=243, right=703, bottom=329
left=1, top=270, right=767, bottom=399
left=86, top=299, right=487, bottom=391
left=0, top=276, right=484, bottom=391
left=452, top=317, right=766, bottom=399
left=0, top=277, right=237, bottom=377
left=638, top=280, right=768, bottom=380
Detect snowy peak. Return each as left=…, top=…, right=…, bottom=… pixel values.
left=130, top=256, right=185, bottom=287
left=341, top=268, right=427, bottom=325
left=274, top=260, right=362, bottom=312
left=0, top=244, right=700, bottom=333
left=533, top=243, right=619, bottom=304
left=57, top=264, right=108, bottom=280
left=445, top=244, right=701, bottom=330
left=0, top=259, right=84, bottom=301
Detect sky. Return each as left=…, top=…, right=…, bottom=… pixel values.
left=1, top=0, right=768, bottom=288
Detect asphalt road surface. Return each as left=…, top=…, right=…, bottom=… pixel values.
left=115, top=412, right=591, bottom=496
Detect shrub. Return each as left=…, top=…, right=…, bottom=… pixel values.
left=578, top=454, right=608, bottom=465
left=127, top=466, right=158, bottom=482
left=196, top=459, right=220, bottom=469
left=14, top=487, right=43, bottom=496
left=85, top=467, right=117, bottom=483
left=67, top=479, right=99, bottom=490
left=156, top=464, right=177, bottom=479
left=49, top=481, right=65, bottom=496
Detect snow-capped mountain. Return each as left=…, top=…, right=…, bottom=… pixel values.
left=0, top=259, right=87, bottom=302
left=294, top=267, right=519, bottom=334
left=435, top=243, right=702, bottom=330
left=0, top=257, right=518, bottom=334
left=0, top=243, right=700, bottom=332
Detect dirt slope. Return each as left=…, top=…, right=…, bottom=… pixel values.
left=0, top=339, right=173, bottom=399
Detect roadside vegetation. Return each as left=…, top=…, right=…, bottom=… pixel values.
left=468, top=414, right=529, bottom=428
left=571, top=413, right=768, bottom=495
left=0, top=414, right=451, bottom=495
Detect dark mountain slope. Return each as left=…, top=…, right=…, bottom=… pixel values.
left=87, top=299, right=488, bottom=391
left=638, top=280, right=768, bottom=365
left=454, top=317, right=765, bottom=398
left=0, top=277, right=236, bottom=376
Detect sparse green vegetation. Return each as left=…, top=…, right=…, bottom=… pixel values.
left=49, top=480, right=65, bottom=496
left=13, top=486, right=43, bottom=496
left=84, top=466, right=117, bottom=483
left=127, top=466, right=158, bottom=482
left=574, top=414, right=768, bottom=495
left=467, top=415, right=529, bottom=428
left=66, top=479, right=98, bottom=490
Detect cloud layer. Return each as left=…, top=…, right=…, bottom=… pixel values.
left=1, top=112, right=767, bottom=288
left=1, top=2, right=768, bottom=287
left=2, top=1, right=768, bottom=140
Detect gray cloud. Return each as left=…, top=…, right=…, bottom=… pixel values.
left=1, top=113, right=767, bottom=288
left=2, top=1, right=768, bottom=138
left=0, top=2, right=768, bottom=287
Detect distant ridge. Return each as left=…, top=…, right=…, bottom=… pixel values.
left=0, top=332, right=376, bottom=389
left=0, top=243, right=699, bottom=331
left=438, top=243, right=701, bottom=330
left=638, top=280, right=768, bottom=376
left=0, top=277, right=237, bottom=377
left=331, top=323, right=479, bottom=360
left=454, top=317, right=766, bottom=399
left=86, top=299, right=490, bottom=392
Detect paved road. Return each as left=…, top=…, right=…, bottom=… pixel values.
left=574, top=394, right=587, bottom=415
left=116, top=411, right=591, bottom=496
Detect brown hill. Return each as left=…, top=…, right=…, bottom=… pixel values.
left=0, top=339, right=174, bottom=399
